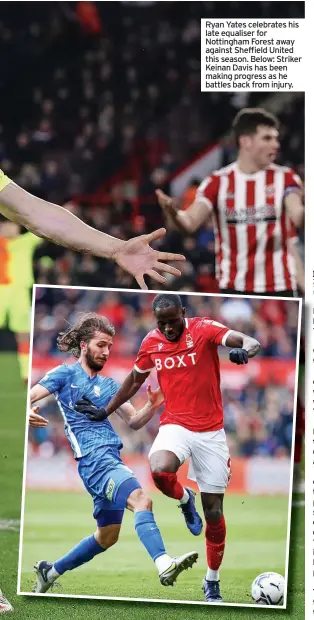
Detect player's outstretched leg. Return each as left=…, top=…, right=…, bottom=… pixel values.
left=33, top=524, right=121, bottom=593
left=0, top=588, right=13, bottom=613
left=201, top=493, right=226, bottom=603
left=127, top=488, right=198, bottom=586
left=150, top=450, right=203, bottom=536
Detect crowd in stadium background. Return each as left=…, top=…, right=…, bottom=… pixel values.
left=0, top=2, right=304, bottom=292
left=29, top=289, right=299, bottom=461
left=0, top=1, right=305, bottom=615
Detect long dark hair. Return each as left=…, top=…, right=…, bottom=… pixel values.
left=57, top=312, right=115, bottom=358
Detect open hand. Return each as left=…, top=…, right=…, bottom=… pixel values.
left=147, top=385, right=164, bottom=409
left=155, top=189, right=179, bottom=219
left=29, top=406, right=49, bottom=428
left=112, top=227, right=185, bottom=289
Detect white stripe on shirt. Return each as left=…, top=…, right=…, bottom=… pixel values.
left=57, top=398, right=82, bottom=458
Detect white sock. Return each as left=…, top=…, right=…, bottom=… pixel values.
left=47, top=566, right=60, bottom=582
left=155, top=554, right=173, bottom=574
left=206, top=568, right=219, bottom=581
left=179, top=488, right=190, bottom=504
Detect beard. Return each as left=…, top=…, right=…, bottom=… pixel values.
left=85, top=347, right=105, bottom=371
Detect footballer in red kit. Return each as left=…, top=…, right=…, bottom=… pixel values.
left=104, top=293, right=261, bottom=603
left=134, top=315, right=231, bottom=433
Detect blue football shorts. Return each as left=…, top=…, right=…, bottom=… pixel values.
left=77, top=445, right=141, bottom=527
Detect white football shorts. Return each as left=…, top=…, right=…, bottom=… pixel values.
left=148, top=424, right=230, bottom=494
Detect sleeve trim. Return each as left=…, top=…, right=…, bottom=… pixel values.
left=221, top=330, right=233, bottom=347
left=134, top=364, right=154, bottom=374
left=196, top=196, right=213, bottom=212
left=284, top=186, right=302, bottom=197
left=0, top=173, right=12, bottom=193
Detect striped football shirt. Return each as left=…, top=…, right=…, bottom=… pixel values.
left=196, top=162, right=302, bottom=293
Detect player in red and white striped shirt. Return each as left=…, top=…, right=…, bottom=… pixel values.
left=157, top=108, right=304, bottom=296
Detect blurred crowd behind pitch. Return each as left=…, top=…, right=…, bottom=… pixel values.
left=26, top=289, right=300, bottom=496
left=0, top=1, right=304, bottom=294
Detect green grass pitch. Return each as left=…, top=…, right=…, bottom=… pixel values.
left=0, top=352, right=305, bottom=619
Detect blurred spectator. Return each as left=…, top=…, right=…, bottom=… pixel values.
left=0, top=2, right=304, bottom=291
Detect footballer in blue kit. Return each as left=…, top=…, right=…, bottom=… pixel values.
left=29, top=312, right=198, bottom=594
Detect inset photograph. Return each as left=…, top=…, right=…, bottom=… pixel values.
left=19, top=287, right=301, bottom=607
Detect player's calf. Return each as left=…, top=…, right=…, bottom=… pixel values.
left=151, top=470, right=203, bottom=536
left=32, top=530, right=114, bottom=592
left=150, top=452, right=186, bottom=501
left=151, top=471, right=185, bottom=500
left=201, top=492, right=226, bottom=601
left=95, top=524, right=120, bottom=549
left=127, top=487, right=198, bottom=586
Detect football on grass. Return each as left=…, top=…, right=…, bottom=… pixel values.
left=251, top=572, right=285, bottom=605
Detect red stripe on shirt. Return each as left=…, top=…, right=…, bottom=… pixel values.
left=264, top=169, right=275, bottom=291
left=245, top=180, right=256, bottom=291
left=226, top=171, right=237, bottom=289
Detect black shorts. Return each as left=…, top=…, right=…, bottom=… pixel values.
left=220, top=288, right=297, bottom=298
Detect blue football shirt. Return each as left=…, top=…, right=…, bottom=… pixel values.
left=39, top=361, right=123, bottom=458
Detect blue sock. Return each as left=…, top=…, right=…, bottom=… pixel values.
left=54, top=535, right=105, bottom=575
left=134, top=510, right=166, bottom=562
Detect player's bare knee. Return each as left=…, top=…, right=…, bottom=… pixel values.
left=134, top=491, right=152, bottom=512
left=150, top=462, right=166, bottom=474
left=150, top=451, right=179, bottom=473
left=204, top=507, right=223, bottom=523
left=202, top=494, right=223, bottom=523
left=127, top=488, right=152, bottom=512
left=140, top=494, right=153, bottom=512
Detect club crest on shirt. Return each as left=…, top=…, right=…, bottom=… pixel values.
left=94, top=385, right=101, bottom=397
left=186, top=333, right=194, bottom=348
left=265, top=184, right=275, bottom=196
left=158, top=343, right=164, bottom=350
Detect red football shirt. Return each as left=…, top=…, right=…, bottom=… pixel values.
left=134, top=317, right=231, bottom=432
left=196, top=162, right=302, bottom=293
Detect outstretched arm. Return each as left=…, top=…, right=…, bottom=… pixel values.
left=0, top=182, right=185, bottom=289
left=28, top=384, right=52, bottom=427
left=156, top=189, right=211, bottom=234
left=117, top=385, right=164, bottom=431
left=29, top=383, right=52, bottom=403
left=106, top=369, right=149, bottom=416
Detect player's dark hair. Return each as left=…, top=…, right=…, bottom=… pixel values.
left=232, top=107, right=279, bottom=148
left=152, top=293, right=183, bottom=313
left=57, top=312, right=115, bottom=358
